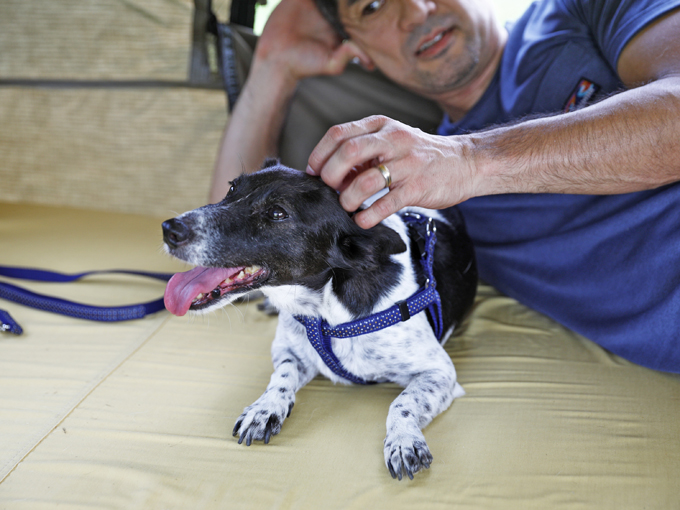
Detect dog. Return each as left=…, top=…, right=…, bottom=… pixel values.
left=162, top=160, right=477, bottom=480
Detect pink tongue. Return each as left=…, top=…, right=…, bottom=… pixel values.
left=164, top=266, right=244, bottom=316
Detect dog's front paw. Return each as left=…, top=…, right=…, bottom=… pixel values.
left=232, top=396, right=294, bottom=446
left=384, top=429, right=433, bottom=481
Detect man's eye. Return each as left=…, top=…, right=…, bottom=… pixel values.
left=362, top=0, right=384, bottom=16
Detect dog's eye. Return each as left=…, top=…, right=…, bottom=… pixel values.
left=267, top=206, right=289, bottom=221
left=228, top=182, right=235, bottom=195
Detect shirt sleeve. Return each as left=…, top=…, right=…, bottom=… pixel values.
left=562, top=0, right=680, bottom=68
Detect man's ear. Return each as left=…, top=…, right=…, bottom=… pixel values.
left=344, top=39, right=375, bottom=71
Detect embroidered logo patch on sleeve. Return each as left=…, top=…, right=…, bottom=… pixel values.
left=564, top=78, right=600, bottom=112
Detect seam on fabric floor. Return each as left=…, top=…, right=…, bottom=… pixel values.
left=0, top=314, right=173, bottom=484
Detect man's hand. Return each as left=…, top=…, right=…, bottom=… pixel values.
left=306, top=115, right=479, bottom=229
left=255, top=0, right=371, bottom=84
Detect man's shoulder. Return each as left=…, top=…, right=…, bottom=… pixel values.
left=518, top=0, right=680, bottom=68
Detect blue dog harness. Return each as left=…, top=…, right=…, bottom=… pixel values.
left=294, top=212, right=444, bottom=385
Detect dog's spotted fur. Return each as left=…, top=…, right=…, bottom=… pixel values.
left=162, top=162, right=477, bottom=480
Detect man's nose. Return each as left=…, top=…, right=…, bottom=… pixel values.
left=399, top=0, right=436, bottom=31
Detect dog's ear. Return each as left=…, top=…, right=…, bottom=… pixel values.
left=330, top=223, right=406, bottom=271
left=261, top=158, right=280, bottom=169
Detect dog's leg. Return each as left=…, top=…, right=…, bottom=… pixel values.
left=233, top=331, right=318, bottom=446
left=384, top=367, right=464, bottom=480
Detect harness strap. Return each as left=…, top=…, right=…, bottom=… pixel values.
left=294, top=315, right=376, bottom=385
left=403, top=212, right=444, bottom=340
left=294, top=212, right=444, bottom=384
left=0, top=266, right=173, bottom=335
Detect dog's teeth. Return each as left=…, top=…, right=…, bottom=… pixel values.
left=237, top=270, right=245, bottom=279
left=194, top=293, right=205, bottom=301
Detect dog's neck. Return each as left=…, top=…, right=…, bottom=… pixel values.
left=263, top=216, right=419, bottom=325
left=263, top=280, right=357, bottom=325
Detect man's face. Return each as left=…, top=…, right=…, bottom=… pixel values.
left=338, top=0, right=501, bottom=98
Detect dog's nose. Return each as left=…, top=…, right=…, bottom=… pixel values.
left=162, top=218, right=193, bottom=248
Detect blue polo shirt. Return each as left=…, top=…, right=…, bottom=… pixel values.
left=438, top=0, right=680, bottom=372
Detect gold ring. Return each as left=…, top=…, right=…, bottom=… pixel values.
left=378, top=164, right=392, bottom=189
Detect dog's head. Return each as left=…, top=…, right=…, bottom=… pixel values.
left=162, top=161, right=406, bottom=316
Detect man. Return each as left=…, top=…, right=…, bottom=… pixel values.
left=210, top=0, right=680, bottom=372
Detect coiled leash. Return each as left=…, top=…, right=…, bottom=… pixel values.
left=0, top=266, right=173, bottom=336
left=294, top=212, right=444, bottom=385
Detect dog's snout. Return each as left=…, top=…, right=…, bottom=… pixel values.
left=162, top=218, right=193, bottom=249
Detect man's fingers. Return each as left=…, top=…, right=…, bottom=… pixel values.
left=307, top=123, right=353, bottom=175
left=339, top=166, right=391, bottom=212
left=322, top=136, right=388, bottom=189
left=307, top=116, right=389, bottom=183
left=352, top=190, right=405, bottom=229
left=325, top=41, right=361, bottom=75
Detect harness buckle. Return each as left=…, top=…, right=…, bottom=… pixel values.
left=397, top=300, right=411, bottom=322
left=402, top=211, right=422, bottom=220
left=426, top=216, right=436, bottom=235
left=0, top=310, right=23, bottom=335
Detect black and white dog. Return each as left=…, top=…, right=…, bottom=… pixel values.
left=162, top=161, right=477, bottom=480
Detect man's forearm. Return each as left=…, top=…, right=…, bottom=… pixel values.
left=470, top=76, right=680, bottom=198
left=209, top=64, right=298, bottom=203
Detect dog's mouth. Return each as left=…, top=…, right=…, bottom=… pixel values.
left=164, top=265, right=268, bottom=316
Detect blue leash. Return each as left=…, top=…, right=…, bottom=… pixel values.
left=294, top=212, right=444, bottom=385
left=0, top=266, right=173, bottom=335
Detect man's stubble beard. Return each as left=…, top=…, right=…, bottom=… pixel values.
left=412, top=44, right=481, bottom=96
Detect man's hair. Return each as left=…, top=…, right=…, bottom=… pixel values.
left=313, top=0, right=350, bottom=40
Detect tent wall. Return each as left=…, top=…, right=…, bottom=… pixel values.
left=0, top=0, right=231, bottom=218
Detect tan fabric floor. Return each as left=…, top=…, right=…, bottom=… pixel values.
left=1, top=202, right=679, bottom=509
